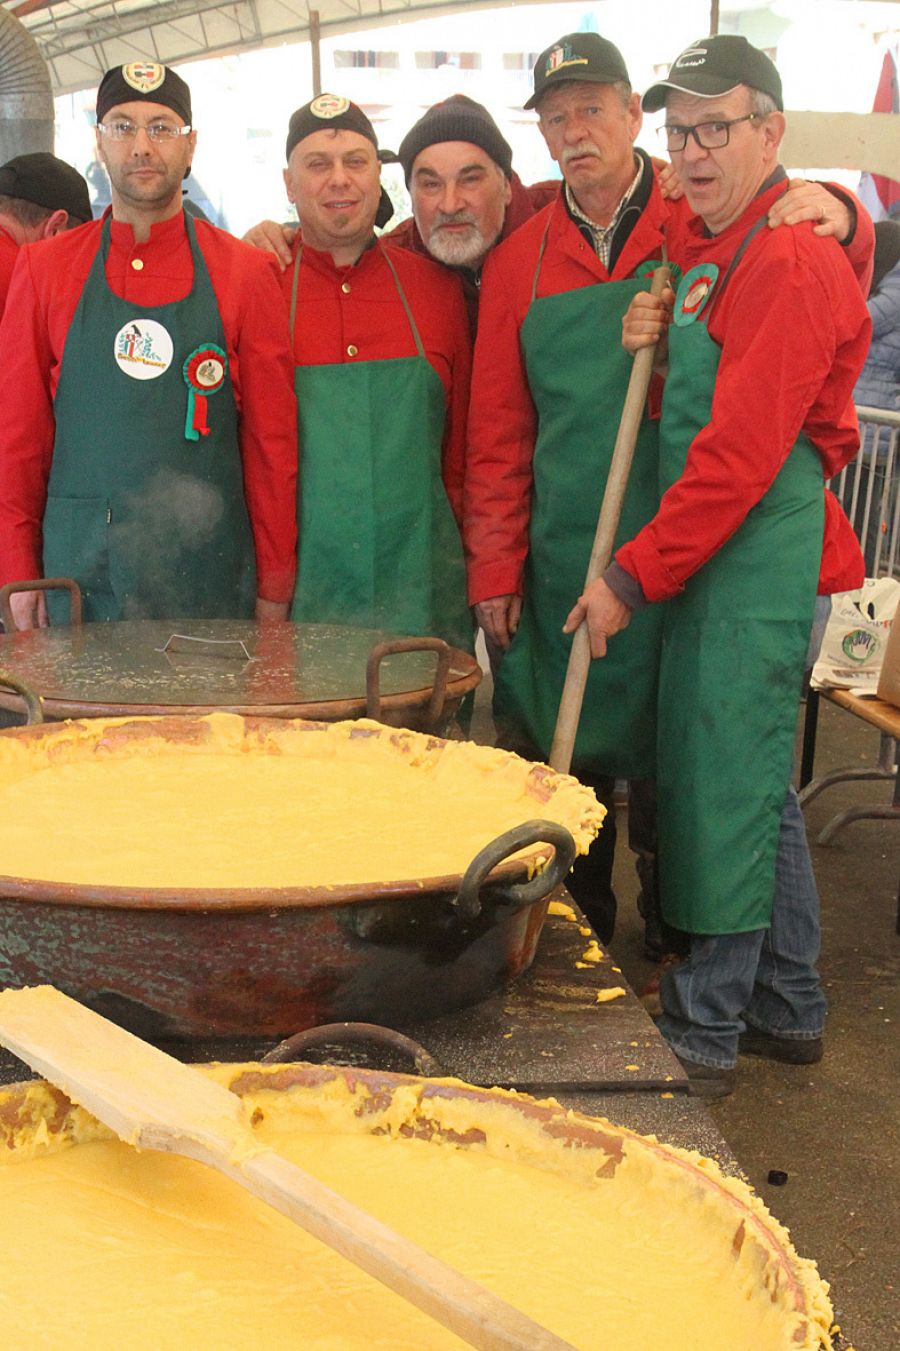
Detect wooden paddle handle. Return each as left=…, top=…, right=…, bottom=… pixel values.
left=549, top=263, right=671, bottom=775
left=230, top=1147, right=579, bottom=1351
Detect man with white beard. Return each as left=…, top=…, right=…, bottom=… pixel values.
left=392, top=95, right=556, bottom=326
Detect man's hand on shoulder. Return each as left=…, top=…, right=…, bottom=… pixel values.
left=767, top=179, right=851, bottom=242
left=654, top=159, right=684, bottom=201
left=8, top=589, right=48, bottom=631
left=242, top=221, right=297, bottom=270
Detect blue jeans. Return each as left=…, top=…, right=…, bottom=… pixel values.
left=658, top=786, right=827, bottom=1069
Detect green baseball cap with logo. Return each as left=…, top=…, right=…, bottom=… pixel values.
left=525, top=32, right=630, bottom=111
left=643, top=35, right=783, bottom=113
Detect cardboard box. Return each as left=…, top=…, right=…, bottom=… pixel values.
left=876, top=609, right=900, bottom=707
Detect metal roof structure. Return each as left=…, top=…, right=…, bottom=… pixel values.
left=4, top=0, right=897, bottom=100
left=3, top=0, right=501, bottom=96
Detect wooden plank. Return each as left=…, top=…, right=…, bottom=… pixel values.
left=825, top=688, right=900, bottom=740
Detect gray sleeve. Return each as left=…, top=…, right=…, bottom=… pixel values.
left=603, top=561, right=648, bottom=611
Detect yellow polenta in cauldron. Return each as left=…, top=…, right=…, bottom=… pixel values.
left=0, top=713, right=603, bottom=889
left=0, top=1063, right=834, bottom=1351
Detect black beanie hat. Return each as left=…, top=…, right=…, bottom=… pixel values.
left=286, top=94, right=378, bottom=160
left=97, top=63, right=192, bottom=125
left=398, top=96, right=513, bottom=184
left=0, top=152, right=92, bottom=224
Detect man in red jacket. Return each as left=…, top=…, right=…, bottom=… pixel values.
left=279, top=95, right=472, bottom=650
left=464, top=32, right=674, bottom=951
left=0, top=153, right=92, bottom=317
left=463, top=32, right=868, bottom=957
left=0, top=63, right=297, bottom=630
left=566, top=37, right=871, bottom=1095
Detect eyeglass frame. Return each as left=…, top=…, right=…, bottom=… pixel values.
left=96, top=118, right=193, bottom=143
left=658, top=113, right=763, bottom=153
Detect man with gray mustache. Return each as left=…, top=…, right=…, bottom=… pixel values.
left=464, top=32, right=671, bottom=951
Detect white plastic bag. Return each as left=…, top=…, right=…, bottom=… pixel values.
left=810, top=577, right=900, bottom=692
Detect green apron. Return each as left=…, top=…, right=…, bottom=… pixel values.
left=657, top=210, right=823, bottom=934
left=45, top=214, right=255, bottom=624
left=493, top=227, right=666, bottom=776
left=288, top=243, right=471, bottom=652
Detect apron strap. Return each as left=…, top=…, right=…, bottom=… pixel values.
left=289, top=239, right=302, bottom=337
left=379, top=243, right=426, bottom=359
left=530, top=215, right=553, bottom=304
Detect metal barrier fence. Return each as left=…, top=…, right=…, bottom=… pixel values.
left=832, top=406, right=900, bottom=578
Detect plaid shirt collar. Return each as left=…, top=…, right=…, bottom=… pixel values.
left=565, top=155, right=643, bottom=267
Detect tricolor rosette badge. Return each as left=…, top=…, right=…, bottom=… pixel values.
left=183, top=344, right=227, bottom=441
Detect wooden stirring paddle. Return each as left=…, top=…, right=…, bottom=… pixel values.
left=0, top=986, right=577, bottom=1351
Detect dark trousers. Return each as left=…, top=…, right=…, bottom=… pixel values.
left=496, top=719, right=684, bottom=952
left=566, top=774, right=685, bottom=955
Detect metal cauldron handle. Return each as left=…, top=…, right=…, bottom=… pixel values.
left=366, top=636, right=451, bottom=727
left=261, top=1022, right=446, bottom=1077
left=0, top=670, right=44, bottom=725
left=454, top=819, right=577, bottom=923
left=0, top=577, right=82, bottom=630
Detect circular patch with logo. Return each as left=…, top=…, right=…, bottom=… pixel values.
left=122, top=63, right=166, bottom=94
left=310, top=93, right=350, bottom=119
left=113, top=319, right=174, bottom=381
left=673, top=264, right=720, bottom=327
left=841, top=628, right=878, bottom=664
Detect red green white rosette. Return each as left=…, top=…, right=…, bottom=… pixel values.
left=183, top=344, right=227, bottom=440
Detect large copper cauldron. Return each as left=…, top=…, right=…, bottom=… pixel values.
left=0, top=714, right=598, bottom=1038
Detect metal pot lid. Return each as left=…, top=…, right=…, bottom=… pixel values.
left=0, top=620, right=479, bottom=717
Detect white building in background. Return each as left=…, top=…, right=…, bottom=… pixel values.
left=52, top=0, right=898, bottom=236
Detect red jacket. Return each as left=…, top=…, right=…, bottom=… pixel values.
left=0, top=226, right=18, bottom=319
left=464, top=178, right=670, bottom=605
left=616, top=180, right=871, bottom=600
left=284, top=236, right=472, bottom=523
left=0, top=211, right=298, bottom=602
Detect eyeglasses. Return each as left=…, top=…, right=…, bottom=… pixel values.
left=658, top=113, right=761, bottom=152
left=98, top=119, right=192, bottom=143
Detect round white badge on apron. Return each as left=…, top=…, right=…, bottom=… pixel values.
left=113, top=319, right=174, bottom=381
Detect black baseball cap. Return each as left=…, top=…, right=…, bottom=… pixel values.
left=0, top=152, right=92, bottom=224
left=643, top=35, right=783, bottom=113
left=525, top=33, right=630, bottom=111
